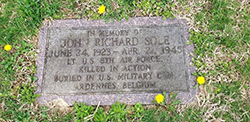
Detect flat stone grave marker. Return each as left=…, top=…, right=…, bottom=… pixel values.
left=36, top=17, right=197, bottom=105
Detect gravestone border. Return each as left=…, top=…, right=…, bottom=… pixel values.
left=36, top=17, right=197, bottom=105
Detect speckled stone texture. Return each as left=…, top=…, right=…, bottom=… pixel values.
left=36, top=17, right=197, bottom=105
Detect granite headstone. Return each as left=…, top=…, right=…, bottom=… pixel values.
left=36, top=17, right=197, bottom=105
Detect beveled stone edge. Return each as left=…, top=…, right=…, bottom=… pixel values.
left=36, top=17, right=198, bottom=105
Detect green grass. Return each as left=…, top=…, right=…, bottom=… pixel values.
left=1, top=0, right=249, bottom=121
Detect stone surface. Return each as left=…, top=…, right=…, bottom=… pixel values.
left=36, top=17, right=197, bottom=105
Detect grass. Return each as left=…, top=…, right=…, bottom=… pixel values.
left=0, top=0, right=249, bottom=121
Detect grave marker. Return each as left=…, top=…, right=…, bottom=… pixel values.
left=36, top=17, right=197, bottom=105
